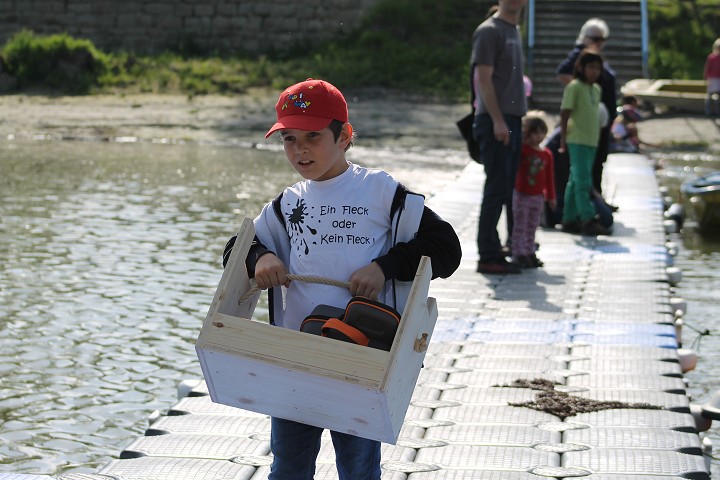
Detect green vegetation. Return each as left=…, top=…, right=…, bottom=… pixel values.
left=0, top=0, right=480, bottom=98
left=1, top=0, right=717, bottom=98
left=97, top=53, right=296, bottom=96
left=0, top=30, right=297, bottom=96
left=648, top=0, right=719, bottom=79
left=2, top=30, right=111, bottom=94
left=305, top=0, right=479, bottom=98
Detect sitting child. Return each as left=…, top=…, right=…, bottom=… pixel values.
left=610, top=95, right=643, bottom=153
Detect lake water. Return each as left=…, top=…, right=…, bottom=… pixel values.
left=653, top=149, right=720, bottom=476
left=0, top=139, right=718, bottom=476
left=0, top=139, right=466, bottom=475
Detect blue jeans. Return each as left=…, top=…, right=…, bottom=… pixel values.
left=473, top=113, right=522, bottom=261
left=268, top=417, right=381, bottom=480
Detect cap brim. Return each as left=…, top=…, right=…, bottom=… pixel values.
left=264, top=115, right=334, bottom=138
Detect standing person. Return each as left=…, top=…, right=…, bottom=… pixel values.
left=559, top=50, right=611, bottom=237
left=556, top=18, right=617, bottom=206
left=512, top=113, right=555, bottom=268
left=223, top=78, right=461, bottom=480
left=704, top=37, right=720, bottom=116
left=471, top=0, right=528, bottom=275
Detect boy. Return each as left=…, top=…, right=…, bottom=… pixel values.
left=223, top=78, right=461, bottom=479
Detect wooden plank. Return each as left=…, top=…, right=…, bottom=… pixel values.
left=195, top=349, right=394, bottom=442
left=381, top=257, right=437, bottom=438
left=202, top=218, right=258, bottom=325
left=197, top=312, right=388, bottom=385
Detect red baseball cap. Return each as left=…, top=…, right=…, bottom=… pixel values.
left=265, top=78, right=349, bottom=138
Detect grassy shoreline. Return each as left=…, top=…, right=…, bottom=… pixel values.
left=1, top=0, right=717, bottom=99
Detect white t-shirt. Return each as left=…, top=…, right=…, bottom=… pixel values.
left=276, top=164, right=398, bottom=330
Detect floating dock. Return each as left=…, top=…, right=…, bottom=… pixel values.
left=3, top=153, right=713, bottom=480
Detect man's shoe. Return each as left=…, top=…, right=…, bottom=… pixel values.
left=477, top=258, right=522, bottom=274
left=580, top=218, right=611, bottom=236
left=561, top=221, right=581, bottom=234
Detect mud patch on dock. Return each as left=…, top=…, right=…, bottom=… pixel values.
left=498, top=378, right=663, bottom=419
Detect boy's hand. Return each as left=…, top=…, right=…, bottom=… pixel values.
left=548, top=199, right=557, bottom=211
left=349, top=262, right=385, bottom=300
left=254, top=253, right=290, bottom=289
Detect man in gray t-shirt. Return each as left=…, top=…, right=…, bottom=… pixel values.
left=471, top=0, right=528, bottom=275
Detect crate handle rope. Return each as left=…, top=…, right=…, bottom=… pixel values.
left=238, top=274, right=351, bottom=304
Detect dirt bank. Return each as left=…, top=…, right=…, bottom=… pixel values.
left=0, top=90, right=469, bottom=149
left=0, top=91, right=718, bottom=152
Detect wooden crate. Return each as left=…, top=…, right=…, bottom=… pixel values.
left=195, top=218, right=438, bottom=444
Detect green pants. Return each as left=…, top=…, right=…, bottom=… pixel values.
left=563, top=143, right=597, bottom=223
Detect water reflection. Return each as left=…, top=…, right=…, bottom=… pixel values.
left=0, top=141, right=294, bottom=473
left=0, top=139, right=467, bottom=475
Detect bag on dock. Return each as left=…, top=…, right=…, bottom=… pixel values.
left=301, top=297, right=401, bottom=351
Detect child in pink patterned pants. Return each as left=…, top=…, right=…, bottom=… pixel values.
left=512, top=113, right=556, bottom=268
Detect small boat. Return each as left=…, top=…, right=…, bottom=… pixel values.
left=621, top=79, right=707, bottom=114
left=681, top=171, right=720, bottom=232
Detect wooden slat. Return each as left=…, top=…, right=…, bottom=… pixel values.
left=381, top=257, right=437, bottom=430
left=199, top=312, right=388, bottom=385
left=201, top=217, right=258, bottom=325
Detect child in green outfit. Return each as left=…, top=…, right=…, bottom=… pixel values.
left=559, top=49, right=611, bottom=236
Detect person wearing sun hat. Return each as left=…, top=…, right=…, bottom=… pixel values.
left=221, top=78, right=461, bottom=479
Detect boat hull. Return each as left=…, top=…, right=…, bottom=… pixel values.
left=681, top=171, right=720, bottom=232
left=621, top=79, right=707, bottom=114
